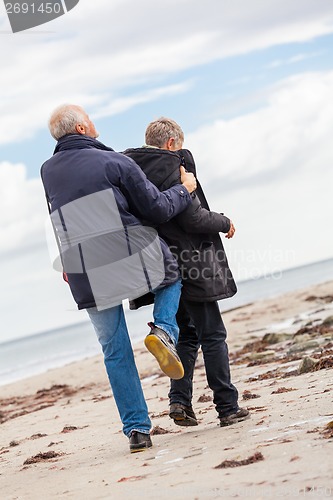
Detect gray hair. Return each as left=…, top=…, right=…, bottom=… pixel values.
left=48, top=104, right=89, bottom=140
left=145, top=117, right=184, bottom=148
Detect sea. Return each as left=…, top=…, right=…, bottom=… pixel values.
left=1, top=258, right=332, bottom=387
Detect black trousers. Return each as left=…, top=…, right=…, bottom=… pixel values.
left=169, top=298, right=239, bottom=417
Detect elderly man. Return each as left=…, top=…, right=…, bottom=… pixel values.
left=124, top=117, right=249, bottom=428
left=40, top=105, right=196, bottom=453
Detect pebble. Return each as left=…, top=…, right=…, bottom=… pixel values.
left=250, top=350, right=276, bottom=360
left=298, top=356, right=317, bottom=374
left=262, top=333, right=292, bottom=344
left=288, top=340, right=320, bottom=353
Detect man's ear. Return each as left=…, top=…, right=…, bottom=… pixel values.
left=75, top=123, right=86, bottom=135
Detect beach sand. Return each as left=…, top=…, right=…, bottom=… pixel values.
left=1, top=281, right=333, bottom=499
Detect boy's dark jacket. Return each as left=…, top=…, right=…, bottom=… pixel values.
left=123, top=147, right=237, bottom=307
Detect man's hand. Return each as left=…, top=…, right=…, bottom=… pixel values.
left=225, top=220, right=235, bottom=239
left=180, top=165, right=197, bottom=193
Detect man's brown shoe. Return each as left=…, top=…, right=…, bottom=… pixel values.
left=169, top=403, right=198, bottom=426
left=219, top=408, right=250, bottom=427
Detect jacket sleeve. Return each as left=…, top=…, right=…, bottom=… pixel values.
left=113, top=157, right=191, bottom=224
left=174, top=194, right=231, bottom=234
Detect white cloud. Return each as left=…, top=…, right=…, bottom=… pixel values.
left=0, top=161, right=85, bottom=341
left=0, top=162, right=46, bottom=254
left=187, top=70, right=333, bottom=182
left=93, top=81, right=193, bottom=119
left=1, top=0, right=333, bottom=145
left=185, top=70, right=333, bottom=278
left=266, top=51, right=324, bottom=69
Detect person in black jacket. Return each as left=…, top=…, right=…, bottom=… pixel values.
left=124, top=117, right=249, bottom=428
left=41, top=105, right=197, bottom=453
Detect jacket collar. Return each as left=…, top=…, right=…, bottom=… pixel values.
left=54, top=134, right=114, bottom=154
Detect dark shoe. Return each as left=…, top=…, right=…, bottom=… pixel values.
left=129, top=431, right=152, bottom=453
left=169, top=403, right=198, bottom=427
left=144, top=323, right=184, bottom=380
left=219, top=408, right=250, bottom=427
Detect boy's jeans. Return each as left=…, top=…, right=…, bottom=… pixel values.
left=87, top=279, right=181, bottom=437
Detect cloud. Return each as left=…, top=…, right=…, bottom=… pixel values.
left=185, top=70, right=333, bottom=277
left=187, top=70, right=333, bottom=183
left=93, top=81, right=193, bottom=119
left=266, top=51, right=324, bottom=69
left=0, top=161, right=84, bottom=341
left=1, top=0, right=333, bottom=145
left=0, top=162, right=46, bottom=254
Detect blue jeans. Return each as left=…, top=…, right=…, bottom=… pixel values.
left=87, top=279, right=181, bottom=437
left=152, top=279, right=181, bottom=344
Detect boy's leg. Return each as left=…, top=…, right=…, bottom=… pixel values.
left=169, top=300, right=199, bottom=403
left=168, top=300, right=199, bottom=426
left=152, top=278, right=182, bottom=343
left=144, top=279, right=184, bottom=379
left=182, top=300, right=246, bottom=422
left=87, top=304, right=152, bottom=442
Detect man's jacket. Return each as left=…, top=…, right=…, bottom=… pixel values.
left=41, top=135, right=191, bottom=310
left=123, top=147, right=237, bottom=304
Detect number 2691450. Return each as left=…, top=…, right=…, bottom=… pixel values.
left=5, top=3, right=62, bottom=14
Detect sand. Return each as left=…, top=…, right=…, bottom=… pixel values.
left=1, top=281, right=333, bottom=499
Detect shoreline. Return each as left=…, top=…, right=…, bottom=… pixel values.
left=1, top=280, right=332, bottom=499
left=3, top=256, right=333, bottom=387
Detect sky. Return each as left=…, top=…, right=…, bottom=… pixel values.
left=0, top=0, right=333, bottom=342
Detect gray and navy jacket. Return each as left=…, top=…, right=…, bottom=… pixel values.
left=41, top=134, right=191, bottom=310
